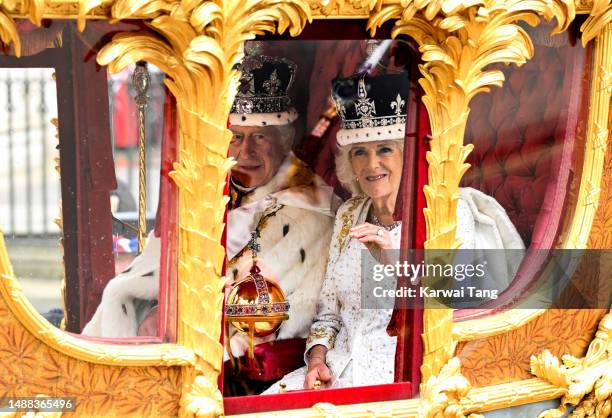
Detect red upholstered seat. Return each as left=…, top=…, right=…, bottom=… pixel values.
left=455, top=31, right=589, bottom=320
left=462, top=45, right=582, bottom=247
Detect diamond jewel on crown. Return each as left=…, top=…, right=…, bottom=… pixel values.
left=355, top=77, right=376, bottom=118
left=263, top=69, right=282, bottom=95
left=236, top=99, right=254, bottom=114
left=390, top=93, right=405, bottom=116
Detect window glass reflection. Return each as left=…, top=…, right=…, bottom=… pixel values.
left=0, top=23, right=172, bottom=341
left=0, top=68, right=62, bottom=326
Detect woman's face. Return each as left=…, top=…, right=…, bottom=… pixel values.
left=349, top=140, right=403, bottom=201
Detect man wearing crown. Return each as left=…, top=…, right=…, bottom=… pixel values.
left=223, top=48, right=338, bottom=369
left=82, top=49, right=338, bottom=358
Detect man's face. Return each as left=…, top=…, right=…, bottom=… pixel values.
left=229, top=125, right=286, bottom=188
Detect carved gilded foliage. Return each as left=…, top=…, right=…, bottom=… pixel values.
left=0, top=1, right=611, bottom=417
left=96, top=1, right=312, bottom=415
left=455, top=22, right=611, bottom=384
left=307, top=0, right=373, bottom=16
left=366, top=0, right=574, bottom=248
left=0, top=0, right=47, bottom=55
left=419, top=357, right=483, bottom=418
left=528, top=25, right=612, bottom=416
left=0, top=0, right=20, bottom=54
left=582, top=0, right=612, bottom=43
left=457, top=309, right=607, bottom=387
left=1, top=0, right=311, bottom=416
left=0, top=293, right=183, bottom=417
left=531, top=310, right=612, bottom=417
left=0, top=234, right=195, bottom=367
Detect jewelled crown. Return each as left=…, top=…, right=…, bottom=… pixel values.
left=230, top=42, right=298, bottom=126
left=331, top=72, right=410, bottom=146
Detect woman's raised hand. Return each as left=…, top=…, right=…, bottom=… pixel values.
left=349, top=222, right=393, bottom=263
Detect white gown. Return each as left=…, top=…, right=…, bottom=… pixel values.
left=264, top=188, right=525, bottom=393
left=265, top=195, right=399, bottom=392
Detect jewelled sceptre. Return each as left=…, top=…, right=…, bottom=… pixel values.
left=132, top=61, right=150, bottom=253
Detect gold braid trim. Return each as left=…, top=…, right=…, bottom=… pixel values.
left=338, top=196, right=367, bottom=252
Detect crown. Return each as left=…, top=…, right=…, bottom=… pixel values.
left=331, top=72, right=410, bottom=145
left=230, top=42, right=298, bottom=126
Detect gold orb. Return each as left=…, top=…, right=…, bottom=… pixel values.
left=225, top=264, right=289, bottom=338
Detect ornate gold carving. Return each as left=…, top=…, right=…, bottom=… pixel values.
left=0, top=2, right=609, bottom=418
left=578, top=0, right=596, bottom=13
left=453, top=309, right=547, bottom=342
left=0, top=1, right=20, bottom=55
left=0, top=285, right=183, bottom=416
left=456, top=70, right=612, bottom=387
left=461, top=378, right=567, bottom=414
left=228, top=378, right=567, bottom=417
left=581, top=0, right=612, bottom=44
left=564, top=23, right=611, bottom=249
left=305, top=0, right=606, bottom=18
left=600, top=66, right=612, bottom=94
left=457, top=309, right=608, bottom=387
left=0, top=0, right=47, bottom=55
left=366, top=0, right=575, bottom=251
left=307, top=0, right=372, bottom=17
left=531, top=310, right=612, bottom=417
left=0, top=0, right=608, bottom=20
left=95, top=1, right=312, bottom=415
left=420, top=357, right=483, bottom=418
left=0, top=233, right=195, bottom=367
left=456, top=24, right=611, bottom=347
left=1, top=0, right=308, bottom=413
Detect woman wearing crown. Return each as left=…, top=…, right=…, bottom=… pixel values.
left=264, top=71, right=525, bottom=392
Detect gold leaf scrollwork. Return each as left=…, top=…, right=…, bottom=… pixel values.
left=0, top=2, right=608, bottom=417
left=0, top=0, right=46, bottom=55
left=309, top=0, right=338, bottom=16
left=600, top=65, right=612, bottom=94
left=419, top=357, right=484, bottom=418
left=97, top=1, right=311, bottom=415
left=0, top=0, right=20, bottom=55
left=581, top=0, right=611, bottom=44
left=531, top=310, right=612, bottom=418
left=307, top=0, right=379, bottom=17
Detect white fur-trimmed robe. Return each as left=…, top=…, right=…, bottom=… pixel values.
left=81, top=232, right=160, bottom=337
left=225, top=154, right=337, bottom=357
left=83, top=154, right=337, bottom=342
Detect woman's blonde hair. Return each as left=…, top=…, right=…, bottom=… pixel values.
left=335, top=139, right=405, bottom=196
